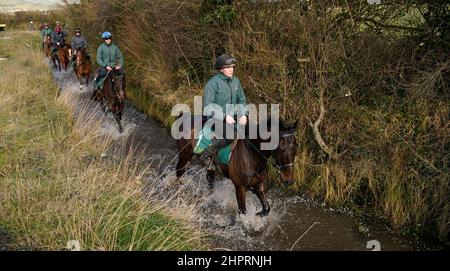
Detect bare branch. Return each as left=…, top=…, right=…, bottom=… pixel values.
left=309, top=86, right=337, bottom=160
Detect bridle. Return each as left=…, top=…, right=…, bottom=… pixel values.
left=246, top=132, right=296, bottom=171
left=109, top=72, right=125, bottom=99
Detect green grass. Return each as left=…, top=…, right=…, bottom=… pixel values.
left=0, top=31, right=205, bottom=251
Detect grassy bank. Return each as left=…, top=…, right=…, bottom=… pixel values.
left=52, top=0, right=448, bottom=245
left=0, top=31, right=204, bottom=250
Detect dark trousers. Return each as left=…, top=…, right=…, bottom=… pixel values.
left=96, top=67, right=108, bottom=79
left=94, top=67, right=125, bottom=89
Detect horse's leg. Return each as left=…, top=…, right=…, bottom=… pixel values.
left=98, top=95, right=106, bottom=113
left=206, top=169, right=215, bottom=189
left=235, top=185, right=247, bottom=215
left=52, top=55, right=58, bottom=70
left=252, top=181, right=270, bottom=217
left=103, top=103, right=109, bottom=115
left=115, top=111, right=123, bottom=133
left=75, top=71, right=82, bottom=86
left=79, top=73, right=84, bottom=88
left=175, top=139, right=192, bottom=178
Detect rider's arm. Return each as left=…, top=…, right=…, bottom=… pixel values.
left=203, top=80, right=216, bottom=108
left=83, top=37, right=88, bottom=50
left=116, top=46, right=124, bottom=67
left=96, top=45, right=106, bottom=67
left=71, top=38, right=75, bottom=50
left=236, top=79, right=248, bottom=116
left=203, top=80, right=223, bottom=120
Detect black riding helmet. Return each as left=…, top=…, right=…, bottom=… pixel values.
left=74, top=28, right=81, bottom=33
left=215, top=54, right=236, bottom=69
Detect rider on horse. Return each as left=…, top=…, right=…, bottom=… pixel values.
left=51, top=26, right=66, bottom=56
left=41, top=22, right=53, bottom=50
left=93, top=31, right=124, bottom=91
left=191, top=54, right=248, bottom=166
left=70, top=28, right=89, bottom=68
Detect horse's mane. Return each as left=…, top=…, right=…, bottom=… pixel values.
left=104, top=69, right=125, bottom=96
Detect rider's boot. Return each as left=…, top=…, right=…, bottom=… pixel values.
left=90, top=76, right=99, bottom=100
left=191, top=139, right=227, bottom=167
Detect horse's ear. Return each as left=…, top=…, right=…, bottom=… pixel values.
left=281, top=119, right=298, bottom=131
left=293, top=119, right=299, bottom=130
left=279, top=119, right=285, bottom=129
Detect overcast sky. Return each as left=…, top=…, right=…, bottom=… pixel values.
left=0, top=0, right=80, bottom=12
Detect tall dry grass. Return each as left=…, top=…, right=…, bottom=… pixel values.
left=0, top=31, right=204, bottom=250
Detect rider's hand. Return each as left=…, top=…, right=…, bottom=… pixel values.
left=115, top=65, right=121, bottom=70
left=57, top=42, right=60, bottom=46
left=106, top=66, right=113, bottom=71
left=238, top=115, right=247, bottom=126
left=225, top=115, right=236, bottom=125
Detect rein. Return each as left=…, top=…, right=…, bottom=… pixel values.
left=246, top=132, right=296, bottom=171
left=106, top=71, right=125, bottom=98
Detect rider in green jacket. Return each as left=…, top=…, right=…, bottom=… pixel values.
left=40, top=23, right=53, bottom=50
left=191, top=54, right=248, bottom=165
left=93, top=31, right=124, bottom=90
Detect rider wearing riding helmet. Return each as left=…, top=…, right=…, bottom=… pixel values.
left=71, top=28, right=89, bottom=67
left=51, top=26, right=66, bottom=55
left=41, top=22, right=53, bottom=49
left=191, top=54, right=248, bottom=165
left=93, top=31, right=124, bottom=90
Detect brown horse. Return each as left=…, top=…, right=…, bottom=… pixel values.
left=175, top=115, right=299, bottom=216
left=74, top=49, right=91, bottom=87
left=44, top=35, right=52, bottom=59
left=56, top=44, right=71, bottom=71
left=94, top=68, right=126, bottom=133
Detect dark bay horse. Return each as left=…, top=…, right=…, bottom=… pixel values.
left=74, top=49, right=91, bottom=87
left=175, top=115, right=299, bottom=216
left=94, top=68, right=126, bottom=133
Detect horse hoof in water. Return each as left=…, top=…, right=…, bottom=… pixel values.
left=256, top=208, right=270, bottom=217
left=239, top=208, right=247, bottom=215
left=79, top=84, right=83, bottom=89
left=206, top=171, right=214, bottom=189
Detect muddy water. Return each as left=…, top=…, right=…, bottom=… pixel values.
left=50, top=62, right=415, bottom=251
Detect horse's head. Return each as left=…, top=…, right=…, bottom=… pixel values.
left=111, top=69, right=126, bottom=101
left=45, top=35, right=52, bottom=45
left=75, top=49, right=84, bottom=57
left=75, top=49, right=85, bottom=64
left=274, top=119, right=299, bottom=187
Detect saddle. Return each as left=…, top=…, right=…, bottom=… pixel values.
left=93, top=72, right=107, bottom=90
left=194, top=125, right=238, bottom=165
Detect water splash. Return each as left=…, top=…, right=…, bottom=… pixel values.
left=46, top=58, right=415, bottom=251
